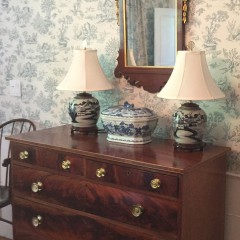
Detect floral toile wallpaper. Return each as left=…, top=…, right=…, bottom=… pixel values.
left=0, top=0, right=240, bottom=174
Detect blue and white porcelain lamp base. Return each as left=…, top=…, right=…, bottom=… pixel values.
left=173, top=102, right=207, bottom=151
left=68, top=92, right=100, bottom=134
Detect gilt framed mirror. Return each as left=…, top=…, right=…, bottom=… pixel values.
left=114, top=0, right=188, bottom=93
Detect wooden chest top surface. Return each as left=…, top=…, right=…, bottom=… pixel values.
left=7, top=124, right=230, bottom=173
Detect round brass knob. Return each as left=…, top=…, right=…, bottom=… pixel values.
left=32, top=215, right=42, bottom=227
left=150, top=178, right=161, bottom=189
left=31, top=182, right=43, bottom=193
left=96, top=168, right=106, bottom=178
left=62, top=160, right=71, bottom=170
left=131, top=204, right=144, bottom=217
left=19, top=151, right=29, bottom=160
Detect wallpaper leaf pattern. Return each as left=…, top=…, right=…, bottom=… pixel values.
left=0, top=0, right=240, bottom=174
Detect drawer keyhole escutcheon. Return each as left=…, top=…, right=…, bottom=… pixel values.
left=32, top=215, right=42, bottom=227
left=132, top=204, right=144, bottom=217
left=96, top=168, right=105, bottom=178
left=31, top=182, right=43, bottom=193
left=19, top=151, right=29, bottom=160
left=150, top=178, right=161, bottom=189
left=62, top=160, right=71, bottom=170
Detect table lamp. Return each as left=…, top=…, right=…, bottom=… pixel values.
left=57, top=49, right=113, bottom=134
left=157, top=51, right=225, bottom=150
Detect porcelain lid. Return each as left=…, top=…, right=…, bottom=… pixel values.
left=101, top=102, right=157, bottom=119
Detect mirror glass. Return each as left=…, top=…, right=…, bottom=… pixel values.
left=126, top=0, right=176, bottom=67
left=115, top=0, right=186, bottom=93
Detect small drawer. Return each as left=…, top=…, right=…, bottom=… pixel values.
left=13, top=197, right=162, bottom=240
left=86, top=159, right=179, bottom=198
left=37, top=148, right=85, bottom=176
left=12, top=143, right=37, bottom=165
left=11, top=143, right=84, bottom=176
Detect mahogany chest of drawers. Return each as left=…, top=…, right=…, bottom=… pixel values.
left=8, top=125, right=229, bottom=240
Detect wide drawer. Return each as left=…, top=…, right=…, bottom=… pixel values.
left=13, top=197, right=176, bottom=240
left=12, top=165, right=86, bottom=211
left=12, top=165, right=179, bottom=235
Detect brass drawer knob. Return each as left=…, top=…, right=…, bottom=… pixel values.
left=32, top=215, right=42, bottom=227
left=31, top=182, right=43, bottom=193
left=19, top=151, right=29, bottom=160
left=150, top=178, right=161, bottom=189
left=96, top=168, right=105, bottom=178
left=62, top=160, right=71, bottom=170
left=131, top=204, right=144, bottom=217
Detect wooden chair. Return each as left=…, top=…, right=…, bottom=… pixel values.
left=0, top=118, right=36, bottom=224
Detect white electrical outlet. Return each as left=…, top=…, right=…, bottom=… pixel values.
left=10, top=80, right=21, bottom=96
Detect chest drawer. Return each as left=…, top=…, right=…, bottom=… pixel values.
left=11, top=143, right=84, bottom=176
left=86, top=159, right=179, bottom=198
left=12, top=165, right=86, bottom=211
left=12, top=165, right=179, bottom=235
left=84, top=181, right=179, bottom=235
left=13, top=197, right=171, bottom=240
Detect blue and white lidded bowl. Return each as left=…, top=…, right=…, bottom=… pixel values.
left=101, top=102, right=158, bottom=144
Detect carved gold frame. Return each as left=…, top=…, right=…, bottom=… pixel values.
left=114, top=0, right=188, bottom=93
left=115, top=0, right=188, bottom=25
left=182, top=0, right=188, bottom=24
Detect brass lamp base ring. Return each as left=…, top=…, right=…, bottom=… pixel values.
left=174, top=141, right=205, bottom=152
left=71, top=126, right=98, bottom=135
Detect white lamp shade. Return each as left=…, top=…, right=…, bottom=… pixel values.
left=157, top=51, right=225, bottom=100
left=57, top=49, right=113, bottom=92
